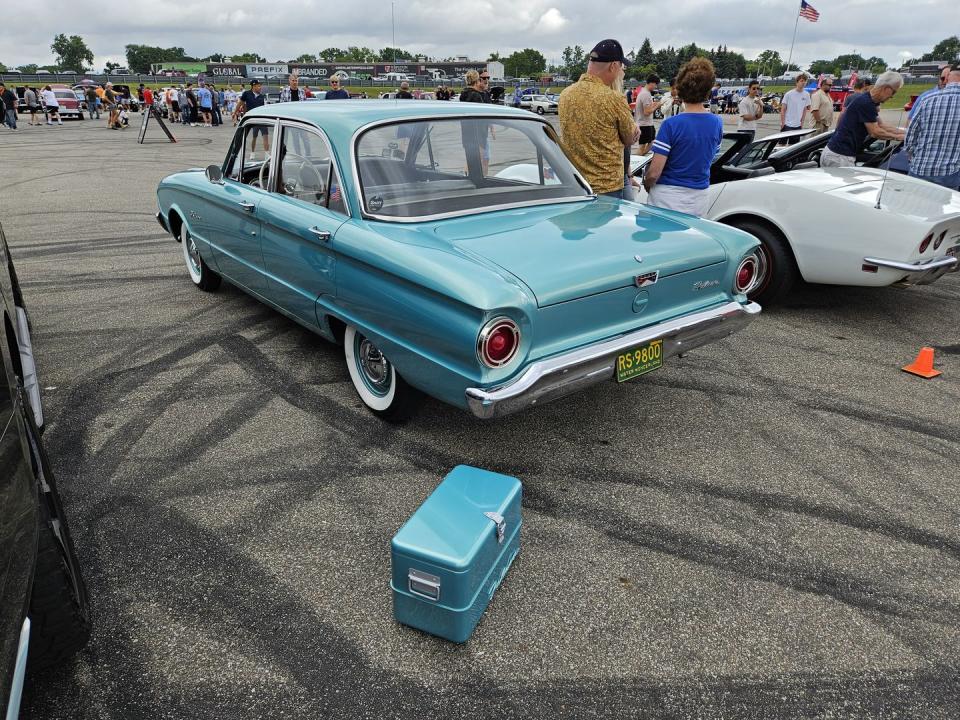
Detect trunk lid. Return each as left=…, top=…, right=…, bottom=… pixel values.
left=432, top=199, right=728, bottom=307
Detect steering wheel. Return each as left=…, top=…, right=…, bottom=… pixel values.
left=280, top=152, right=326, bottom=202
left=252, top=156, right=271, bottom=189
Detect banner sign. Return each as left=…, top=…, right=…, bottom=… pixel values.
left=208, top=64, right=247, bottom=78
left=245, top=63, right=289, bottom=77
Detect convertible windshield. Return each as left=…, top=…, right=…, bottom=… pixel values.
left=355, top=117, right=591, bottom=219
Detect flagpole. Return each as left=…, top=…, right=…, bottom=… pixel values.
left=785, top=5, right=801, bottom=75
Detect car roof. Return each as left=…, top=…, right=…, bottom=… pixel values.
left=244, top=99, right=536, bottom=141
left=755, top=128, right=816, bottom=142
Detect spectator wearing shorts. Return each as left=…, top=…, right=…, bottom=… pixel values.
left=40, top=85, right=62, bottom=125
left=633, top=74, right=662, bottom=155
left=25, top=86, right=42, bottom=125
left=235, top=80, right=269, bottom=157
left=197, top=83, right=213, bottom=126
left=643, top=57, right=723, bottom=217
left=779, top=74, right=810, bottom=144
left=104, top=82, right=120, bottom=129
left=737, top=81, right=763, bottom=139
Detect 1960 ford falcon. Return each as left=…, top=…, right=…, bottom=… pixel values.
left=156, top=101, right=761, bottom=420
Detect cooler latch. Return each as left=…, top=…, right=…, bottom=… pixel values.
left=485, top=512, right=506, bottom=544
left=408, top=569, right=441, bottom=601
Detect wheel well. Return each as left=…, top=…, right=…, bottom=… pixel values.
left=326, top=316, right=346, bottom=345
left=718, top=213, right=798, bottom=265
left=168, top=210, right=183, bottom=242
left=4, top=312, right=25, bottom=383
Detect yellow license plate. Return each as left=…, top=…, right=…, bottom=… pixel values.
left=615, top=339, right=664, bottom=383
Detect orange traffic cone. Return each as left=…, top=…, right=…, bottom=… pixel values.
left=902, top=347, right=941, bottom=378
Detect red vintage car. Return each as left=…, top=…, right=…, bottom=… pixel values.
left=828, top=85, right=853, bottom=110
left=44, top=85, right=84, bottom=119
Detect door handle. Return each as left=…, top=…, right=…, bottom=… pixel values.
left=238, top=201, right=255, bottom=212
left=309, top=227, right=331, bottom=242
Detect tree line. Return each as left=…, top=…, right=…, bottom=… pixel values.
left=2, top=35, right=957, bottom=78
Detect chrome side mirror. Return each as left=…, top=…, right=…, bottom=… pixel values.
left=205, top=164, right=224, bottom=184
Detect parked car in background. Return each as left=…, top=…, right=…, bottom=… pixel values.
left=43, top=86, right=84, bottom=119
left=519, top=94, right=558, bottom=114
left=108, top=67, right=131, bottom=75
left=155, top=101, right=761, bottom=421
left=0, top=221, right=91, bottom=719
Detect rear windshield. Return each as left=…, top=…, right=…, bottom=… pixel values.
left=355, top=117, right=590, bottom=219
left=54, top=91, right=74, bottom=99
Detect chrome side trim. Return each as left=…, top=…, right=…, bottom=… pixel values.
left=465, top=301, right=761, bottom=419
left=864, top=255, right=957, bottom=285
left=5, top=618, right=30, bottom=720
left=348, top=113, right=595, bottom=223
left=15, top=307, right=43, bottom=428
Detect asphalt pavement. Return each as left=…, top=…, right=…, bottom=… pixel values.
left=3, top=107, right=960, bottom=719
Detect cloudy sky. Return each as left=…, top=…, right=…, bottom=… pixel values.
left=1, top=0, right=951, bottom=70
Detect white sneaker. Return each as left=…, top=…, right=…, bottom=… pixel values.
left=47, top=121, right=53, bottom=125
left=58, top=121, right=63, bottom=125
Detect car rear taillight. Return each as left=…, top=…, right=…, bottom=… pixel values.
left=477, top=318, right=520, bottom=368
left=919, top=233, right=933, bottom=253
left=734, top=257, right=756, bottom=294
left=934, top=230, right=947, bottom=250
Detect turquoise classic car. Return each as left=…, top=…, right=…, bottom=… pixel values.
left=156, top=101, right=761, bottom=420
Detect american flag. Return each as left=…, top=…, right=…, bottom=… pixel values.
left=799, top=0, right=820, bottom=21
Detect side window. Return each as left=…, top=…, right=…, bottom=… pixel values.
left=276, top=125, right=347, bottom=215
left=224, top=122, right=274, bottom=186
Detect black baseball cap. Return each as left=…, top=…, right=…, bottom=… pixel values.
left=251, top=79, right=262, bottom=86
left=589, top=39, right=630, bottom=66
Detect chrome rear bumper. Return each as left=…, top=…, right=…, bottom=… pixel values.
left=465, top=301, right=761, bottom=419
left=864, top=255, right=958, bottom=285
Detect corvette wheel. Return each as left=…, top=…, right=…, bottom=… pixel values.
left=180, top=225, right=221, bottom=292
left=731, top=220, right=797, bottom=305
left=344, top=325, right=422, bottom=422
left=536, top=106, right=545, bottom=115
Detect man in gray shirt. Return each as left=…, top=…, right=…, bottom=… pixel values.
left=24, top=86, right=41, bottom=125
left=633, top=74, right=662, bottom=155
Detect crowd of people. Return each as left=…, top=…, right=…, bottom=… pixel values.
left=5, top=46, right=957, bottom=195
left=554, top=38, right=960, bottom=213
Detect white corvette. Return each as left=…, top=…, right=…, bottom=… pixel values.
left=617, top=129, right=960, bottom=303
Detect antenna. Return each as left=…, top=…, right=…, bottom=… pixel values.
left=875, top=106, right=906, bottom=210
left=391, top=1, right=397, bottom=103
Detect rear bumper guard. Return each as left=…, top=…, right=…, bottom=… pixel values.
left=465, top=300, right=761, bottom=419
left=864, top=255, right=958, bottom=285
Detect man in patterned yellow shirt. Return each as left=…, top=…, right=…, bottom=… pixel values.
left=559, top=39, right=640, bottom=198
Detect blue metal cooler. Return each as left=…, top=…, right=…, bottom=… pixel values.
left=391, top=466, right=522, bottom=643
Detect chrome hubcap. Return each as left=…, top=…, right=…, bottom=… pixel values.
left=749, top=247, right=769, bottom=295
left=357, top=338, right=391, bottom=396
left=187, top=235, right=201, bottom=273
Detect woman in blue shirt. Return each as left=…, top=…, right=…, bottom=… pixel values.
left=643, top=57, right=723, bottom=217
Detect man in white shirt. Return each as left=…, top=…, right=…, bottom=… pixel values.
left=809, top=78, right=834, bottom=135
left=779, top=74, right=810, bottom=144
left=40, top=85, right=62, bottom=125
left=737, top=81, right=763, bottom=139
